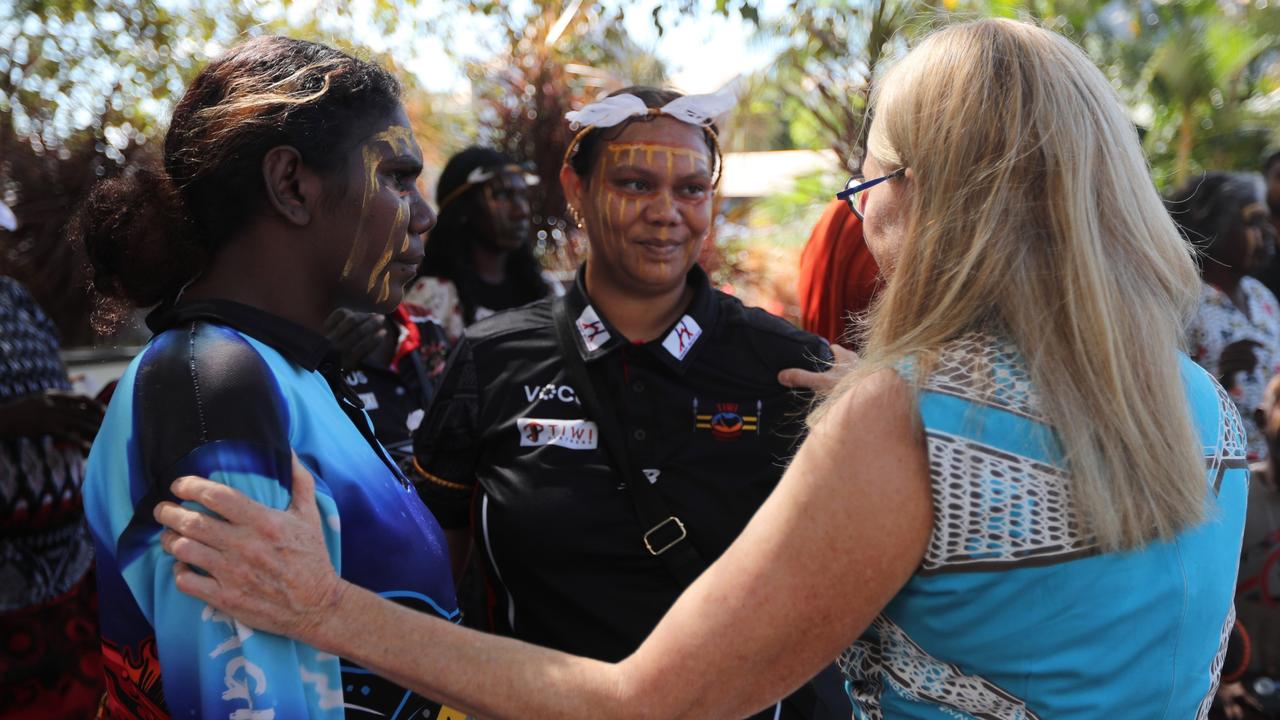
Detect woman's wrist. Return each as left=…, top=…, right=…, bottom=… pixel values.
left=299, top=576, right=358, bottom=653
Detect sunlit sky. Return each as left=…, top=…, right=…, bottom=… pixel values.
left=337, top=0, right=790, bottom=96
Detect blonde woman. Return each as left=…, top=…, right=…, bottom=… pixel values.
left=152, top=19, right=1246, bottom=718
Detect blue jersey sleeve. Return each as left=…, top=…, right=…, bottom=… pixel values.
left=110, top=324, right=346, bottom=719
left=138, top=445, right=344, bottom=719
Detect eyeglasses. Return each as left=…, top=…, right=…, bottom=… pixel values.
left=835, top=168, right=907, bottom=220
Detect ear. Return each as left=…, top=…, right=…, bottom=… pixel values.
left=262, top=146, right=320, bottom=227
left=560, top=163, right=585, bottom=215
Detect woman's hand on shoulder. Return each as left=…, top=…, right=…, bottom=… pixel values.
left=153, top=453, right=347, bottom=645
left=777, top=342, right=859, bottom=393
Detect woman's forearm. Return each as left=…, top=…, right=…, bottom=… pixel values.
left=311, top=581, right=630, bottom=719
left=156, top=371, right=932, bottom=719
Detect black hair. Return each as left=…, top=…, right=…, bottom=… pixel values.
left=70, top=35, right=401, bottom=315
left=1264, top=150, right=1280, bottom=176
left=420, top=146, right=548, bottom=323
left=1166, top=171, right=1264, bottom=262
left=566, top=86, right=720, bottom=182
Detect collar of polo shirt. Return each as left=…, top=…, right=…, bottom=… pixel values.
left=560, top=263, right=719, bottom=374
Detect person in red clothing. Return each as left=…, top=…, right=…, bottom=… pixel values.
left=797, top=198, right=880, bottom=346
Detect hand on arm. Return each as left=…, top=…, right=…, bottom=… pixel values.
left=149, top=451, right=345, bottom=718
left=157, top=454, right=623, bottom=716
left=159, top=454, right=347, bottom=643
left=155, top=369, right=933, bottom=719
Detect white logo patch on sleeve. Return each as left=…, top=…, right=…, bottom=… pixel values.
left=518, top=418, right=599, bottom=450
left=662, top=315, right=702, bottom=360
left=576, top=305, right=612, bottom=352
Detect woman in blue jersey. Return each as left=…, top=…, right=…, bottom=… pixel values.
left=72, top=37, right=462, bottom=719
left=153, top=19, right=1246, bottom=718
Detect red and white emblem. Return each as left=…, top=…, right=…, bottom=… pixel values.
left=517, top=418, right=599, bottom=450
left=662, top=315, right=702, bottom=361
left=576, top=305, right=611, bottom=352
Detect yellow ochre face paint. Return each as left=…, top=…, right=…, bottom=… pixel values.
left=578, top=141, right=713, bottom=277
left=338, top=126, right=419, bottom=296
left=369, top=202, right=408, bottom=298
left=595, top=143, right=710, bottom=241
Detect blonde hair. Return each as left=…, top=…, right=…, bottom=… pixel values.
left=817, top=18, right=1205, bottom=551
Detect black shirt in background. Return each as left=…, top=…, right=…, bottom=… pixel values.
left=342, top=303, right=452, bottom=466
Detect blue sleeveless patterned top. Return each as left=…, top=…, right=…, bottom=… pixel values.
left=840, top=334, right=1247, bottom=719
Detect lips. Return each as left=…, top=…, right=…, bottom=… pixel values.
left=634, top=238, right=684, bottom=256
left=393, top=253, right=425, bottom=271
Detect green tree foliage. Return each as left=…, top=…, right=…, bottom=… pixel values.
left=742, top=1, right=928, bottom=174
left=745, top=0, right=1279, bottom=187
left=1012, top=0, right=1277, bottom=185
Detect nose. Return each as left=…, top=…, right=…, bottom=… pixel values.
left=409, top=191, right=436, bottom=236
left=511, top=191, right=532, bottom=221
left=643, top=189, right=680, bottom=226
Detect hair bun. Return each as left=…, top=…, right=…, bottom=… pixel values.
left=71, top=165, right=205, bottom=312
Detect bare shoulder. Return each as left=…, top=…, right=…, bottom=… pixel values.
left=810, top=368, right=920, bottom=451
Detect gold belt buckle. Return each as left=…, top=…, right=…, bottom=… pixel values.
left=643, top=516, right=687, bottom=556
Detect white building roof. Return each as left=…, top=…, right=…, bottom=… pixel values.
left=718, top=149, right=841, bottom=199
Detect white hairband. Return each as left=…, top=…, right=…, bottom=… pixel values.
left=564, top=85, right=737, bottom=131
left=0, top=200, right=15, bottom=232
left=464, top=165, right=541, bottom=187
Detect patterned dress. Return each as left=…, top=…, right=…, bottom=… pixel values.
left=0, top=277, right=101, bottom=719
left=840, top=334, right=1248, bottom=719
left=1186, top=277, right=1280, bottom=461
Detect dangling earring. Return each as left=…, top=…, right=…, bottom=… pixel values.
left=568, top=205, right=584, bottom=229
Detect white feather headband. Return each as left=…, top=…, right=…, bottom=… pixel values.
left=562, top=86, right=736, bottom=186
left=564, top=85, right=737, bottom=131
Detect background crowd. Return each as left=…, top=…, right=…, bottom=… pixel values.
left=2, top=1, right=1280, bottom=719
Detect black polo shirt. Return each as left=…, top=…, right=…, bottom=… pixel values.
left=414, top=263, right=832, bottom=661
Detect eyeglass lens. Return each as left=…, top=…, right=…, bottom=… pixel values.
left=845, top=177, right=866, bottom=220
